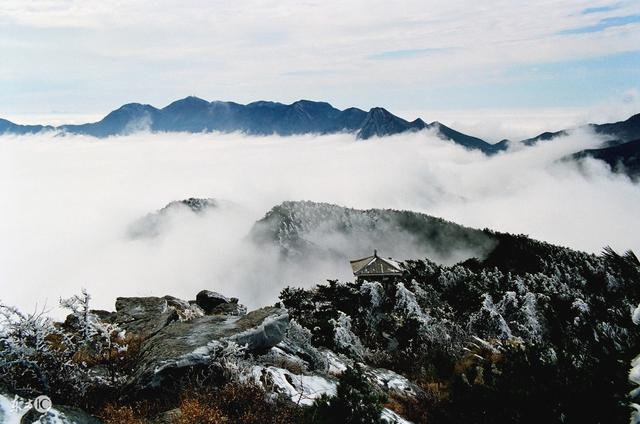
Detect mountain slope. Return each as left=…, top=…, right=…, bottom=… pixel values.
left=60, top=103, right=160, bottom=137
left=431, top=121, right=504, bottom=153
left=519, top=113, right=640, bottom=147
left=356, top=107, right=426, bottom=139
left=570, top=138, right=640, bottom=180
left=2, top=196, right=639, bottom=423
left=0, top=118, right=52, bottom=135
left=593, top=113, right=640, bottom=145
left=249, top=200, right=498, bottom=264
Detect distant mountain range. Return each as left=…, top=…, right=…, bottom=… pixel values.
left=0, top=97, right=508, bottom=154
left=1, top=97, right=639, bottom=175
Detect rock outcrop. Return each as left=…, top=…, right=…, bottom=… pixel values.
left=132, top=306, right=288, bottom=389
left=195, top=290, right=246, bottom=315
left=87, top=292, right=287, bottom=391
left=8, top=288, right=420, bottom=424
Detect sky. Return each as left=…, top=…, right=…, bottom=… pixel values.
left=1, top=0, right=640, bottom=139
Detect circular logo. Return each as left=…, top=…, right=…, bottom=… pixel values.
left=33, top=395, right=52, bottom=413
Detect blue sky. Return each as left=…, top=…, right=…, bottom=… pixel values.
left=0, top=0, right=639, bottom=130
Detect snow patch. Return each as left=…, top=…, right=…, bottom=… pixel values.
left=324, top=350, right=348, bottom=374
left=633, top=304, right=640, bottom=325
left=368, top=368, right=416, bottom=397
left=381, top=407, right=413, bottom=423
left=0, top=393, right=76, bottom=424
left=249, top=366, right=336, bottom=406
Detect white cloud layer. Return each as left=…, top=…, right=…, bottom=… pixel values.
left=0, top=130, right=638, bottom=317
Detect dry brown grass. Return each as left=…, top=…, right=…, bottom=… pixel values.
left=385, top=392, right=430, bottom=424
left=99, top=382, right=302, bottom=424
left=100, top=404, right=148, bottom=424
left=70, top=332, right=143, bottom=371
left=174, top=383, right=302, bottom=424
left=175, top=397, right=228, bottom=424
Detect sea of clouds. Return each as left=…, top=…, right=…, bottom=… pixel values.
left=1, top=128, right=638, bottom=315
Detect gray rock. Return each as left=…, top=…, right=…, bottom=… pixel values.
left=230, top=310, right=289, bottom=351
left=113, top=297, right=177, bottom=340
left=130, top=306, right=289, bottom=389
left=207, top=300, right=247, bottom=316
left=163, top=295, right=191, bottom=310
left=195, top=290, right=231, bottom=313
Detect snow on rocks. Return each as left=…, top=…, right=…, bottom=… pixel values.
left=324, top=350, right=348, bottom=375
left=132, top=306, right=289, bottom=389
left=0, top=394, right=26, bottom=424
left=633, top=304, right=640, bottom=325
left=381, top=407, right=414, bottom=424
left=0, top=393, right=100, bottom=424
left=248, top=365, right=337, bottom=406
left=367, top=368, right=419, bottom=398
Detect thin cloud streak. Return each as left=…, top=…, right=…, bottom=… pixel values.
left=367, top=47, right=454, bottom=60
left=558, top=14, right=640, bottom=34
left=582, top=5, right=619, bottom=15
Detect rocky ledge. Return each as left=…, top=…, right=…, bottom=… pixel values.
left=85, top=291, right=285, bottom=391
left=1, top=290, right=416, bottom=423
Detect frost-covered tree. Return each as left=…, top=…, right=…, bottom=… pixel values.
left=60, top=290, right=129, bottom=386
left=0, top=303, right=65, bottom=396
left=394, top=282, right=424, bottom=320
left=468, top=293, right=513, bottom=340
left=281, top=320, right=326, bottom=371
left=330, top=312, right=364, bottom=359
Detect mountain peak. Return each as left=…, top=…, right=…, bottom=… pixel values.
left=116, top=102, right=156, bottom=111
left=291, top=99, right=332, bottom=108
left=357, top=107, right=421, bottom=139
left=163, top=96, right=210, bottom=111
left=367, top=106, right=394, bottom=116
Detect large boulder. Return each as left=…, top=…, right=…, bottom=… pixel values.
left=195, top=290, right=246, bottom=315
left=195, top=290, right=230, bottom=311
left=130, top=306, right=289, bottom=390
left=113, top=296, right=177, bottom=339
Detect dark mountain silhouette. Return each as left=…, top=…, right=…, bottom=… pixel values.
left=431, top=121, right=504, bottom=153
left=355, top=107, right=425, bottom=139
left=593, top=113, right=640, bottom=145
left=517, top=113, right=640, bottom=147
left=3, top=98, right=638, bottom=160
left=0, top=97, right=503, bottom=154
left=520, top=130, right=570, bottom=146
left=0, top=118, right=52, bottom=135
left=569, top=138, right=640, bottom=180
left=517, top=113, right=640, bottom=179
